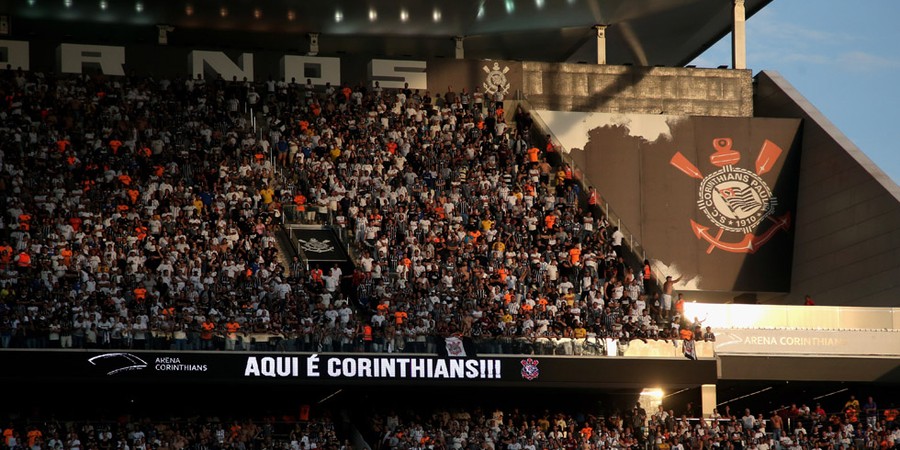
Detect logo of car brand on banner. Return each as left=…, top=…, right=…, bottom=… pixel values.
left=670, top=138, right=791, bottom=254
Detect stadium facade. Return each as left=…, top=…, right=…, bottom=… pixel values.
left=1, top=0, right=898, bottom=439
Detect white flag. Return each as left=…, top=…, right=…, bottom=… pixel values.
left=445, top=336, right=467, bottom=357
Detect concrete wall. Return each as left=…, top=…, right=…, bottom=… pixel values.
left=754, top=71, right=900, bottom=307
left=522, top=62, right=753, bottom=117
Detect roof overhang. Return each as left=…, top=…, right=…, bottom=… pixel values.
left=7, top=0, right=772, bottom=66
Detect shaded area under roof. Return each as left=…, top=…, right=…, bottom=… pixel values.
left=7, top=0, right=772, bottom=66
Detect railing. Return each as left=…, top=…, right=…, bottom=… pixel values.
left=0, top=334, right=713, bottom=359
left=282, top=206, right=353, bottom=259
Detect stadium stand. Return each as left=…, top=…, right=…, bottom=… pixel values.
left=366, top=397, right=900, bottom=450
left=0, top=68, right=698, bottom=354
left=1, top=393, right=895, bottom=450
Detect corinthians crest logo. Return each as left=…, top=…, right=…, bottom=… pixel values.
left=670, top=138, right=791, bottom=254
left=298, top=238, right=335, bottom=254
left=482, top=62, right=511, bottom=96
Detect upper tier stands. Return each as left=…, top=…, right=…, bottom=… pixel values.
left=0, top=69, right=701, bottom=353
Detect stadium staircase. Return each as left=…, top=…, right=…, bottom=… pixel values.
left=513, top=98, right=660, bottom=294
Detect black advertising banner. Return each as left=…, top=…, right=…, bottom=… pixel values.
left=553, top=112, right=802, bottom=292
left=0, top=350, right=715, bottom=388
left=292, top=228, right=350, bottom=263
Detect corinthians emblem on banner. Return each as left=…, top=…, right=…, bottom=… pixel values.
left=670, top=138, right=791, bottom=254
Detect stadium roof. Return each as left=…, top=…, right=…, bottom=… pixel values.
left=9, top=0, right=772, bottom=66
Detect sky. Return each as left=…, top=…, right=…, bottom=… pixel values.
left=690, top=0, right=900, bottom=184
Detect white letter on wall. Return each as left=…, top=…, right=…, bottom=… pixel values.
left=188, top=50, right=254, bottom=81
left=368, top=59, right=427, bottom=89
left=0, top=40, right=29, bottom=71
left=280, top=55, right=340, bottom=86
left=57, top=43, right=125, bottom=75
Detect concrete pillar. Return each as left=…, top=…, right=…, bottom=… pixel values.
left=308, top=33, right=319, bottom=56
left=454, top=36, right=464, bottom=59
left=731, top=0, right=746, bottom=69
left=594, top=24, right=607, bottom=65
left=639, top=388, right=664, bottom=428
left=157, top=25, right=174, bottom=45
left=701, top=384, right=717, bottom=418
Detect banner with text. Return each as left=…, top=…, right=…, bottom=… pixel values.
left=0, top=351, right=715, bottom=388
left=713, top=329, right=900, bottom=357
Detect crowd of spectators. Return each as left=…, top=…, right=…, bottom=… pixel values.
left=369, top=396, right=899, bottom=450
left=0, top=396, right=895, bottom=450
left=0, top=415, right=348, bottom=450
left=0, top=66, right=699, bottom=353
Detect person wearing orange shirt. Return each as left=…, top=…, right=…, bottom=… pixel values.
left=496, top=267, right=508, bottom=283
left=118, top=174, right=132, bottom=186
left=293, top=193, right=307, bottom=212
left=544, top=213, right=557, bottom=230
left=60, top=247, right=73, bottom=267
left=26, top=428, right=42, bottom=448
left=580, top=425, right=593, bottom=440
left=15, top=251, right=31, bottom=269
left=225, top=320, right=241, bottom=350
left=109, top=139, right=123, bottom=154
left=527, top=147, right=540, bottom=164
left=127, top=188, right=140, bottom=204
left=588, top=186, right=600, bottom=207
left=394, top=310, right=408, bottom=325
left=17, top=213, right=31, bottom=231
left=135, top=226, right=148, bottom=241
left=361, top=324, right=373, bottom=352
left=3, top=426, right=13, bottom=446
left=69, top=216, right=82, bottom=232
left=310, top=265, right=324, bottom=286
left=133, top=286, right=147, bottom=302
left=0, top=243, right=12, bottom=269
left=568, top=244, right=581, bottom=264
left=200, top=320, right=216, bottom=350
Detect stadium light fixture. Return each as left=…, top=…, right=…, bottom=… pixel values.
left=432, top=8, right=441, bottom=22
left=334, top=10, right=343, bottom=22
left=185, top=4, right=193, bottom=16
left=400, top=8, right=409, bottom=22
left=135, top=1, right=143, bottom=13
left=99, top=0, right=107, bottom=10
left=64, top=0, right=72, bottom=8
left=368, top=8, right=377, bottom=21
